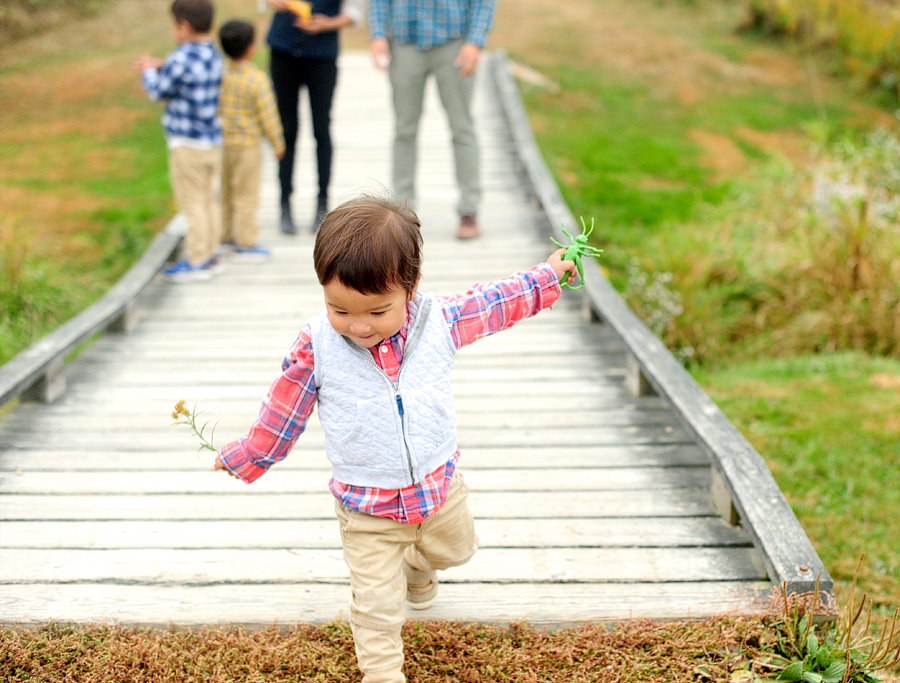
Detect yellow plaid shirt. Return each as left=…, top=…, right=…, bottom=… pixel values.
left=219, top=60, right=285, bottom=153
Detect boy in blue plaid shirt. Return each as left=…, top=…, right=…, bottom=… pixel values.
left=133, top=0, right=224, bottom=283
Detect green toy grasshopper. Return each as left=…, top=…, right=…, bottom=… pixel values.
left=552, top=216, right=603, bottom=290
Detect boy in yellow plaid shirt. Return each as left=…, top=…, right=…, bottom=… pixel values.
left=218, top=19, right=286, bottom=262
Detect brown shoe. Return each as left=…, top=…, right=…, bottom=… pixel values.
left=457, top=214, right=479, bottom=240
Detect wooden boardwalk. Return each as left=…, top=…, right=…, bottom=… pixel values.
left=0, top=51, right=772, bottom=628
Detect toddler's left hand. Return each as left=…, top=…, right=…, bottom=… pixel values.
left=547, top=248, right=578, bottom=287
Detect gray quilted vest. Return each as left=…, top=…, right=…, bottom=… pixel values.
left=310, top=292, right=458, bottom=488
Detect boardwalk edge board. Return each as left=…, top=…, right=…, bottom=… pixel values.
left=0, top=216, right=185, bottom=408
left=486, top=50, right=833, bottom=601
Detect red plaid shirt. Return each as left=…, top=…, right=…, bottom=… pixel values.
left=219, top=263, right=561, bottom=523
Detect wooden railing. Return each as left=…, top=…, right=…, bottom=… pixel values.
left=0, top=215, right=184, bottom=408
left=487, top=50, right=834, bottom=601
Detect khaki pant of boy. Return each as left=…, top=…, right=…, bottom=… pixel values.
left=221, top=145, right=262, bottom=248
left=169, top=145, right=222, bottom=265
left=335, top=472, right=478, bottom=683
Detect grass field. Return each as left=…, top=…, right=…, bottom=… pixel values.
left=0, top=0, right=898, bottom=679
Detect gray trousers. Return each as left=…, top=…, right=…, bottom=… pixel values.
left=388, top=38, right=481, bottom=217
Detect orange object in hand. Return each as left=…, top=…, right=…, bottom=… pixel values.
left=286, top=0, right=312, bottom=22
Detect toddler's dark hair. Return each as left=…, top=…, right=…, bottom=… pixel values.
left=219, top=19, right=255, bottom=59
left=314, top=195, right=423, bottom=296
left=171, top=0, right=215, bottom=34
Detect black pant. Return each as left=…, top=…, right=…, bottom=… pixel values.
left=270, top=49, right=338, bottom=203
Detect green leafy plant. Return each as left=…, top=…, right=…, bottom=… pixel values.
left=171, top=400, right=219, bottom=454
left=753, top=557, right=900, bottom=682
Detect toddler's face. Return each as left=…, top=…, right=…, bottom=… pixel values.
left=323, top=280, right=411, bottom=349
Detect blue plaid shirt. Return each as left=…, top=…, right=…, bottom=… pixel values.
left=141, top=40, right=223, bottom=145
left=368, top=0, right=497, bottom=50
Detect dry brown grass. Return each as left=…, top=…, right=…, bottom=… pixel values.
left=0, top=618, right=773, bottom=683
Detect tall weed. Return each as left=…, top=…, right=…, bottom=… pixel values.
left=780, top=128, right=900, bottom=356
left=642, top=127, right=900, bottom=364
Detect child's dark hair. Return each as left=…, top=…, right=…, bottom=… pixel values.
left=219, top=19, right=254, bottom=59
left=171, top=0, right=214, bottom=34
left=314, top=195, right=423, bottom=296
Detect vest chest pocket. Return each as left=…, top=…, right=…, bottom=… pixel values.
left=323, top=393, right=403, bottom=469
left=403, top=384, right=456, bottom=450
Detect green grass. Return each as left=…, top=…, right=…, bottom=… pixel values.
left=522, top=65, right=860, bottom=277
left=0, top=115, right=170, bottom=365
left=694, top=352, right=900, bottom=612
left=524, top=72, right=718, bottom=251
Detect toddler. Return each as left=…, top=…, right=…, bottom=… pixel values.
left=215, top=194, right=576, bottom=682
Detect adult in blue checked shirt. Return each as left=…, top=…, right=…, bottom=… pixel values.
left=369, top=0, right=497, bottom=240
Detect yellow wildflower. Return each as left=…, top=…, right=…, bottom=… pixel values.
left=171, top=400, right=218, bottom=454
left=171, top=400, right=190, bottom=420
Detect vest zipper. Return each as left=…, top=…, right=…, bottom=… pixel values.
left=341, top=296, right=434, bottom=486
left=391, top=297, right=432, bottom=484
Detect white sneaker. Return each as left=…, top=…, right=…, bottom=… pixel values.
left=231, top=244, right=272, bottom=263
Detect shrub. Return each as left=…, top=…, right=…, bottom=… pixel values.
left=0, top=0, right=109, bottom=44
left=638, top=127, right=900, bottom=365
left=743, top=0, right=900, bottom=105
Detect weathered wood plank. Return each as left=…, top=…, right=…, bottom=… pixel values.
left=0, top=426, right=693, bottom=452
left=0, top=547, right=767, bottom=584
left=12, top=379, right=631, bottom=402
left=0, top=489, right=719, bottom=521
left=6, top=394, right=657, bottom=418
left=0, top=467, right=711, bottom=495
left=0, top=444, right=708, bottom=471
left=0, top=582, right=771, bottom=628
left=1, top=517, right=752, bottom=550
left=0, top=409, right=680, bottom=435
left=55, top=363, right=628, bottom=385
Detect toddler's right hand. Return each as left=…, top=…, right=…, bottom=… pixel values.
left=547, top=248, right=578, bottom=287
left=213, top=455, right=236, bottom=478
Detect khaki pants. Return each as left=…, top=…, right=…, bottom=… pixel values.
left=169, top=145, right=222, bottom=265
left=335, top=472, right=478, bottom=683
left=221, top=145, right=263, bottom=248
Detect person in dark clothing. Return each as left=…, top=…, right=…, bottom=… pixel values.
left=266, top=0, right=362, bottom=234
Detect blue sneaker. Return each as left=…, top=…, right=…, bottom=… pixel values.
left=163, top=259, right=212, bottom=283
left=219, top=239, right=237, bottom=253
left=203, top=254, right=226, bottom=274
left=231, top=244, right=272, bottom=263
